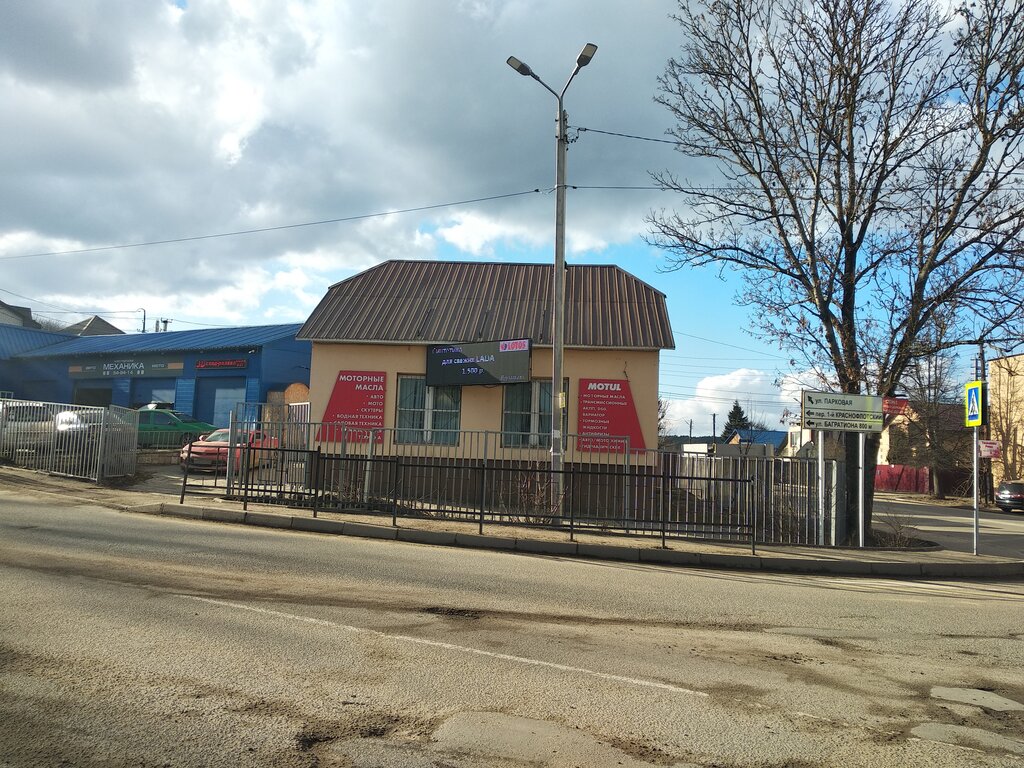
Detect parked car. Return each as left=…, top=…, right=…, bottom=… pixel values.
left=137, top=407, right=217, bottom=448
left=0, top=401, right=55, bottom=454
left=179, top=428, right=279, bottom=473
left=995, top=480, right=1024, bottom=513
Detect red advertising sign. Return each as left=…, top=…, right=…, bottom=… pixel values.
left=883, top=397, right=909, bottom=416
left=576, top=378, right=647, bottom=452
left=318, top=371, right=386, bottom=443
left=196, top=359, right=247, bottom=370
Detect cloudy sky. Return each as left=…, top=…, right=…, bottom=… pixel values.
left=0, top=0, right=804, bottom=434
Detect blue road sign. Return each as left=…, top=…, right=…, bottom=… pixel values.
left=965, top=381, right=984, bottom=427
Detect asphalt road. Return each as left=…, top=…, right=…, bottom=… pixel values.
left=1, top=486, right=1023, bottom=767
left=875, top=494, right=1024, bottom=558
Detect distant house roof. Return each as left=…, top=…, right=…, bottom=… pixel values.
left=0, top=325, right=74, bottom=360
left=14, top=324, right=304, bottom=359
left=0, top=299, right=42, bottom=329
left=298, top=260, right=675, bottom=350
left=725, top=428, right=789, bottom=447
left=62, top=315, right=126, bottom=336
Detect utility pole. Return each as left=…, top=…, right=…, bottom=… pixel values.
left=979, top=341, right=990, bottom=504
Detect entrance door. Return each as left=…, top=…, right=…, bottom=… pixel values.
left=194, top=377, right=246, bottom=428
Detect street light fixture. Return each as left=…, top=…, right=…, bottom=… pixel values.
left=506, top=42, right=598, bottom=510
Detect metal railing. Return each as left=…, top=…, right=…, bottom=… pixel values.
left=0, top=398, right=138, bottom=482
left=179, top=420, right=840, bottom=547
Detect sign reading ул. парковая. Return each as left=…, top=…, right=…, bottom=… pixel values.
left=801, top=391, right=883, bottom=433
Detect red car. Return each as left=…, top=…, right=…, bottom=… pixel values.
left=179, top=429, right=278, bottom=473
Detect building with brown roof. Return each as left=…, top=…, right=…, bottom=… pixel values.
left=298, top=260, right=674, bottom=458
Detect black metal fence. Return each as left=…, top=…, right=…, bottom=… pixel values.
left=179, top=422, right=840, bottom=547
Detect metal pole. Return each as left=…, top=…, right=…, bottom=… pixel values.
left=551, top=98, right=567, bottom=512
left=858, top=432, right=865, bottom=548
left=817, top=429, right=825, bottom=546
left=506, top=44, right=598, bottom=525
left=973, top=426, right=979, bottom=556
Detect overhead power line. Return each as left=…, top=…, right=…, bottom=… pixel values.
left=0, top=190, right=542, bottom=262
left=573, top=124, right=1024, bottom=179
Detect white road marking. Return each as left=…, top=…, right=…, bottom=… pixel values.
left=183, top=595, right=709, bottom=699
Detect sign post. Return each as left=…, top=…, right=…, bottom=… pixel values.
left=801, top=391, right=883, bottom=547
left=965, top=380, right=985, bottom=555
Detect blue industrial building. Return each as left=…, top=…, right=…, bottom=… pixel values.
left=1, top=324, right=310, bottom=427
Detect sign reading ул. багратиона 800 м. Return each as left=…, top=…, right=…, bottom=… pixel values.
left=426, top=339, right=531, bottom=387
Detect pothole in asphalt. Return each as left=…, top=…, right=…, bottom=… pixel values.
left=421, top=606, right=483, bottom=620
left=910, top=722, right=1024, bottom=755
left=930, top=687, right=1024, bottom=712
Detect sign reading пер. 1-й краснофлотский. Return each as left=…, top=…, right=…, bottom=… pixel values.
left=801, top=390, right=884, bottom=433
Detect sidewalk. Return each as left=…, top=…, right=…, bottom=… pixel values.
left=3, top=467, right=1022, bottom=579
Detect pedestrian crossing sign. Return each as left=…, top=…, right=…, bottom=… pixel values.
left=965, top=381, right=985, bottom=427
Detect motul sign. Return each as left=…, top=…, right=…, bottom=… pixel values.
left=577, top=378, right=646, bottom=451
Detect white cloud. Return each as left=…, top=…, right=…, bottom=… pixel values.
left=435, top=213, right=544, bottom=256
left=0, top=1, right=705, bottom=331
left=660, top=368, right=799, bottom=436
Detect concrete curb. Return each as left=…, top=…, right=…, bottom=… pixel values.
left=133, top=502, right=1024, bottom=580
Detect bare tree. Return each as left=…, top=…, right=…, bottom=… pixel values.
left=887, top=349, right=971, bottom=499
left=649, top=0, right=1024, bottom=536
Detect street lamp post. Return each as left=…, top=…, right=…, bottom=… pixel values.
left=507, top=43, right=598, bottom=511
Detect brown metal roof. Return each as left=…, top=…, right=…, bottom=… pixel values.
left=298, top=260, right=674, bottom=350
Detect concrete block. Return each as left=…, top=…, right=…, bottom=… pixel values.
left=515, top=539, right=578, bottom=556
left=920, top=562, right=968, bottom=578
left=870, top=561, right=923, bottom=577
left=762, top=558, right=822, bottom=573
left=202, top=507, right=246, bottom=524
left=397, top=528, right=458, bottom=546
left=639, top=548, right=701, bottom=567
left=698, top=553, right=762, bottom=570
left=343, top=521, right=398, bottom=540
left=131, top=503, right=165, bottom=516
left=985, top=562, right=1024, bottom=579
left=167, top=504, right=203, bottom=520
left=290, top=516, right=347, bottom=535
left=455, top=532, right=517, bottom=550
left=815, top=559, right=873, bottom=575
left=243, top=510, right=293, bottom=529
left=577, top=543, right=640, bottom=562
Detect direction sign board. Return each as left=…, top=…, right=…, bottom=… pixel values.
left=801, top=390, right=883, bottom=433
left=964, top=380, right=985, bottom=428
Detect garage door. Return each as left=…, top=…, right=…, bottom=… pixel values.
left=73, top=382, right=113, bottom=407
left=130, top=378, right=177, bottom=409
left=194, top=377, right=246, bottom=428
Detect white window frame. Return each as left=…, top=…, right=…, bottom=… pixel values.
left=396, top=375, right=461, bottom=445
left=502, top=378, right=568, bottom=448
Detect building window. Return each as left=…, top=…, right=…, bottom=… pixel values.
left=396, top=376, right=461, bottom=445
left=502, top=379, right=567, bottom=447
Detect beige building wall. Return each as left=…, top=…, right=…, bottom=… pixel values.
left=988, top=355, right=1024, bottom=484
left=308, top=342, right=661, bottom=456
